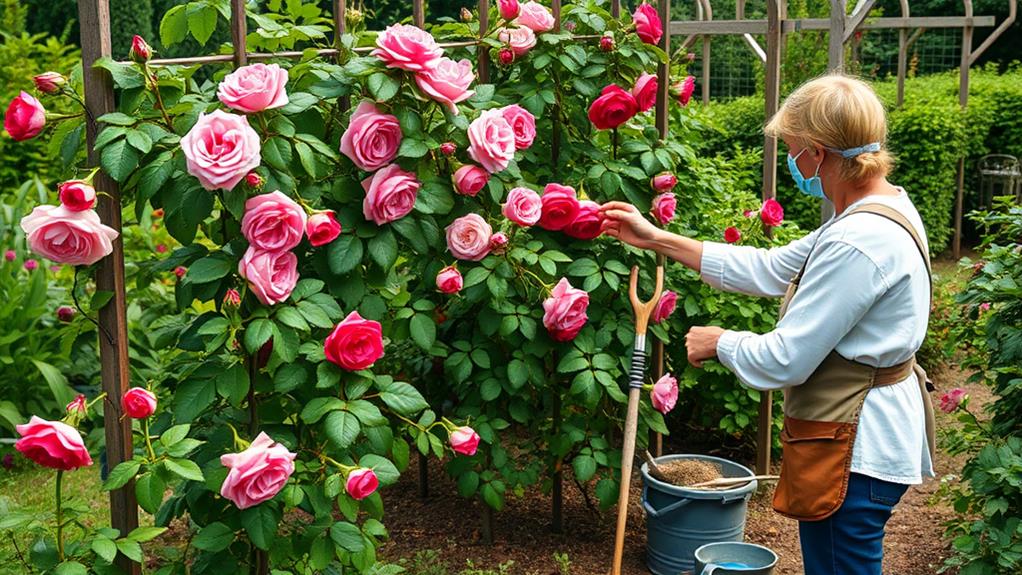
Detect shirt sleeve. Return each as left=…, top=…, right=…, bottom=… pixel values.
left=699, top=227, right=823, bottom=298
left=715, top=239, right=889, bottom=390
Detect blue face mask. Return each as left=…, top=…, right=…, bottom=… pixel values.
left=787, top=148, right=825, bottom=199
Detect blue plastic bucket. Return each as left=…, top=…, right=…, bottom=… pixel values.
left=694, top=542, right=778, bottom=574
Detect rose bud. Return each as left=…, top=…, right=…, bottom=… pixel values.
left=498, top=0, right=520, bottom=20
left=58, top=180, right=97, bottom=212
left=129, top=35, right=152, bottom=63
left=50, top=265, right=60, bottom=272
left=436, top=266, right=463, bottom=294
left=256, top=339, right=273, bottom=369
left=57, top=306, right=76, bottom=323
left=33, top=72, right=66, bottom=95
left=4, top=91, right=46, bottom=141
left=245, top=172, right=264, bottom=188
left=450, top=426, right=480, bottom=456
left=224, top=288, right=241, bottom=307
left=564, top=20, right=576, bottom=31
left=4, top=250, right=15, bottom=262
left=346, top=468, right=379, bottom=500
left=979, top=302, right=991, bottom=312
left=121, top=387, right=157, bottom=419
left=23, top=259, right=37, bottom=271
left=2, top=453, right=13, bottom=470
left=440, top=142, right=457, bottom=156
left=498, top=47, right=515, bottom=66
left=174, top=266, right=187, bottom=278
left=724, top=226, right=741, bottom=244
left=651, top=172, right=677, bottom=193
left=939, top=388, right=967, bottom=413
left=599, top=35, right=615, bottom=52
left=152, top=208, right=164, bottom=218
left=489, top=232, right=508, bottom=253
left=66, top=394, right=87, bottom=415
left=461, top=7, right=473, bottom=21
left=156, top=244, right=167, bottom=253
left=306, top=210, right=342, bottom=247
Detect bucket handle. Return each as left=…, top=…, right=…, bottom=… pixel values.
left=642, top=485, right=693, bottom=519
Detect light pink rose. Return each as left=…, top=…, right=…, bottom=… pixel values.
left=498, top=0, right=520, bottom=20
left=217, top=63, right=289, bottom=113
left=632, top=72, right=658, bottom=113
left=20, top=205, right=118, bottom=266
left=724, top=226, right=741, bottom=244
left=632, top=3, right=663, bottom=45
left=503, top=187, right=542, bottom=227
left=979, top=302, right=991, bottom=312
left=450, top=426, right=480, bottom=456
left=446, top=213, right=493, bottom=261
left=652, top=290, right=677, bottom=324
left=652, top=192, right=676, bottom=225
left=346, top=468, right=379, bottom=500
left=498, top=26, right=536, bottom=56
left=4, top=91, right=46, bottom=141
left=760, top=198, right=784, bottom=227
left=34, top=72, right=66, bottom=94
left=121, top=387, right=157, bottom=419
left=180, top=110, right=262, bottom=191
left=650, top=373, right=678, bottom=414
left=340, top=101, right=402, bottom=172
left=238, top=247, right=298, bottom=306
left=362, top=164, right=420, bottom=225
left=306, top=211, right=342, bottom=247
left=453, top=164, right=490, bottom=197
left=436, top=266, right=463, bottom=294
left=516, top=1, right=555, bottom=32
left=538, top=183, right=580, bottom=231
left=939, top=388, right=967, bottom=413
left=543, top=278, right=589, bottom=342
left=414, top=57, right=476, bottom=115
left=468, top=108, right=516, bottom=174
left=324, top=311, right=385, bottom=371
left=15, top=416, right=92, bottom=471
left=651, top=172, right=677, bottom=192
left=501, top=104, right=536, bottom=150
left=372, top=23, right=444, bottom=72
left=564, top=200, right=603, bottom=240
left=220, top=431, right=296, bottom=509
left=58, top=180, right=97, bottom=212
left=241, top=191, right=307, bottom=252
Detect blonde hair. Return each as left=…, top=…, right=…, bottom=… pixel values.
left=765, top=74, right=893, bottom=182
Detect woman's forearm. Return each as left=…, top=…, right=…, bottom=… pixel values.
left=648, top=229, right=704, bottom=272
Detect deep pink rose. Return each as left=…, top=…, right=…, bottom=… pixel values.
left=217, top=63, right=289, bottom=113
left=58, top=180, right=97, bottom=212
left=180, top=110, right=261, bottom=191
left=468, top=108, right=516, bottom=174
left=498, top=26, right=536, bottom=56
left=564, top=200, right=603, bottom=240
left=453, top=164, right=490, bottom=197
left=15, top=416, right=92, bottom=471
left=372, top=23, right=443, bottom=72
left=238, top=247, right=298, bottom=306
left=632, top=72, right=658, bottom=113
left=632, top=3, right=663, bottom=45
left=652, top=192, right=677, bottom=225
left=346, top=468, right=379, bottom=500
left=4, top=250, right=15, bottom=261
left=4, top=91, right=46, bottom=141
left=724, top=226, right=741, bottom=244
left=501, top=104, right=536, bottom=150
left=600, top=35, right=615, bottom=51
left=241, top=191, right=307, bottom=252
left=440, top=142, right=457, bottom=155
left=939, top=388, right=967, bottom=413
left=33, top=72, right=66, bottom=94
left=446, top=213, right=493, bottom=261
left=498, top=0, right=520, bottom=20
left=652, top=290, right=677, bottom=324
left=362, top=164, right=420, bottom=225
left=66, top=394, right=86, bottom=415
left=306, top=211, right=342, bottom=247
left=415, top=57, right=475, bottom=115
left=24, top=259, right=37, bottom=271
left=20, top=205, right=118, bottom=266
left=650, top=373, right=678, bottom=414
left=498, top=48, right=515, bottom=65
left=220, top=431, right=296, bottom=509
left=538, top=183, right=580, bottom=231
left=516, top=1, right=555, bottom=32
left=129, top=35, right=152, bottom=62
left=121, top=387, right=157, bottom=419
left=503, top=187, right=542, bottom=227
left=588, top=85, right=638, bottom=130
left=57, top=306, right=76, bottom=323
left=450, top=426, right=480, bottom=456
left=174, top=266, right=187, bottom=278
left=676, top=76, right=696, bottom=106
left=543, top=278, right=589, bottom=342
left=651, top=172, right=677, bottom=193
left=760, top=198, right=784, bottom=226
left=340, top=101, right=402, bottom=172
left=324, top=311, right=385, bottom=371
left=436, top=266, right=463, bottom=294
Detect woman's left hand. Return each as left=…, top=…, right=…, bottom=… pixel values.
left=685, top=326, right=726, bottom=368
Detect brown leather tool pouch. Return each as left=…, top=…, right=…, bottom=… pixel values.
left=773, top=415, right=856, bottom=521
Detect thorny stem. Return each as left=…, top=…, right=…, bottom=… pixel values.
left=55, top=471, right=65, bottom=562
left=71, top=268, right=115, bottom=345
left=144, top=64, right=174, bottom=130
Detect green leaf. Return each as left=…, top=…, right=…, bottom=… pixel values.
left=164, top=182, right=213, bottom=245
left=458, top=470, right=480, bottom=497
left=172, top=378, right=216, bottom=422
left=91, top=538, right=117, bottom=563
left=187, top=3, right=218, bottom=45
left=115, top=539, right=142, bottom=562
left=135, top=472, right=165, bottom=514
left=127, top=526, right=167, bottom=543
left=125, top=129, right=153, bottom=154
left=328, top=234, right=364, bottom=275
left=93, top=57, right=145, bottom=89
left=100, top=139, right=140, bottom=183
left=409, top=313, right=436, bottom=351
left=98, top=112, right=138, bottom=126
left=244, top=319, right=274, bottom=354
left=463, top=267, right=490, bottom=287
left=572, top=454, right=597, bottom=482
left=276, top=306, right=310, bottom=332
left=31, top=360, right=75, bottom=407
left=263, top=137, right=293, bottom=171
left=135, top=151, right=174, bottom=213
left=103, top=460, right=141, bottom=490
left=398, top=138, right=429, bottom=159
left=330, top=521, right=365, bottom=552
left=359, top=454, right=399, bottom=485
left=165, top=458, right=204, bottom=482
left=324, top=410, right=361, bottom=449
left=300, top=397, right=345, bottom=423
left=347, top=399, right=387, bottom=427
left=566, top=258, right=600, bottom=276
left=160, top=4, right=189, bottom=46
left=91, top=290, right=114, bottom=311
left=185, top=255, right=232, bottom=284
left=215, top=363, right=250, bottom=407
left=295, top=140, right=317, bottom=177
left=55, top=561, right=88, bottom=575
left=192, top=522, right=235, bottom=552
left=368, top=228, right=397, bottom=269
left=241, top=505, right=279, bottom=550
left=481, top=482, right=504, bottom=510
left=368, top=72, right=400, bottom=102
left=379, top=381, right=429, bottom=415
left=273, top=362, right=308, bottom=393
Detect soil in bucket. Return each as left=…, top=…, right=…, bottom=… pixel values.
left=656, top=459, right=722, bottom=487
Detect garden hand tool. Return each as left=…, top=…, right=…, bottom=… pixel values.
left=610, top=264, right=663, bottom=575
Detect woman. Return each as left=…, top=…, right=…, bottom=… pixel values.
left=600, top=74, right=936, bottom=575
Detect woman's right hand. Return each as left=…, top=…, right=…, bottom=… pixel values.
left=600, top=201, right=661, bottom=250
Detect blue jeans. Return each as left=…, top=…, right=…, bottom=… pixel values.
left=798, top=472, right=909, bottom=575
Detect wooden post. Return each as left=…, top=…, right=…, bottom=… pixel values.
left=953, top=0, right=973, bottom=259
left=76, top=2, right=139, bottom=574
left=551, top=390, right=563, bottom=533
left=413, top=0, right=425, bottom=28
left=333, top=0, right=350, bottom=112
left=828, top=0, right=847, bottom=71
left=477, top=0, right=490, bottom=83
left=611, top=0, right=621, bottom=19
left=230, top=0, right=247, bottom=66
left=651, top=0, right=670, bottom=459
left=699, top=0, right=712, bottom=104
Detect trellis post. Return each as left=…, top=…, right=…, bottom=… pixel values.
left=953, top=0, right=974, bottom=258
left=651, top=0, right=670, bottom=458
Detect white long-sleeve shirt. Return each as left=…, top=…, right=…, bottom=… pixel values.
left=701, top=190, right=934, bottom=484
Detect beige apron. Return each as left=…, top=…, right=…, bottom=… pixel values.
left=772, top=203, right=937, bottom=522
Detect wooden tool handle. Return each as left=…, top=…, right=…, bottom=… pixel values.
left=628, top=265, right=665, bottom=336
left=687, top=474, right=781, bottom=488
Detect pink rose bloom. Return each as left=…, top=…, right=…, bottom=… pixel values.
left=217, top=63, right=289, bottom=113
left=220, top=431, right=296, bottom=509
left=238, top=247, right=299, bottom=306
left=372, top=23, right=443, bottom=72
left=676, top=76, right=696, bottom=106
left=4, top=91, right=46, bottom=141
left=501, top=104, right=536, bottom=150
left=498, top=26, right=536, bottom=56
left=20, top=205, right=118, bottom=266
left=65, top=394, right=86, bottom=415
left=503, top=187, right=542, bottom=227
left=446, top=213, right=493, bottom=261
left=324, top=311, right=385, bottom=371
left=538, top=183, right=581, bottom=231
left=652, top=290, right=677, bottom=324
left=939, top=388, right=968, bottom=413
left=436, top=266, right=463, bottom=294
left=516, top=1, right=555, bottom=32
left=306, top=211, right=342, bottom=247
left=468, top=108, right=516, bottom=174
left=241, top=191, right=307, bottom=252
left=650, top=374, right=678, bottom=414
left=498, top=0, right=520, bottom=19
left=414, top=57, right=476, bottom=115
left=362, top=164, right=420, bottom=225
left=632, top=3, right=663, bottom=45
left=489, top=232, right=509, bottom=253
left=340, top=101, right=402, bottom=172
left=346, top=468, right=379, bottom=500
left=543, top=278, right=589, bottom=342
left=724, top=226, right=741, bottom=244
left=58, top=180, right=97, bottom=212
left=440, top=142, right=457, bottom=155
left=651, top=172, right=677, bottom=193
left=34, top=72, right=66, bottom=94
left=453, top=164, right=490, bottom=197
left=15, top=416, right=92, bottom=471
left=759, top=198, right=784, bottom=226
left=564, top=200, right=603, bottom=240
left=450, top=426, right=481, bottom=456
left=651, top=192, right=676, bottom=225
left=632, top=72, right=658, bottom=113
left=180, top=110, right=261, bottom=191
left=588, top=84, right=638, bottom=130
left=121, top=387, right=157, bottom=419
